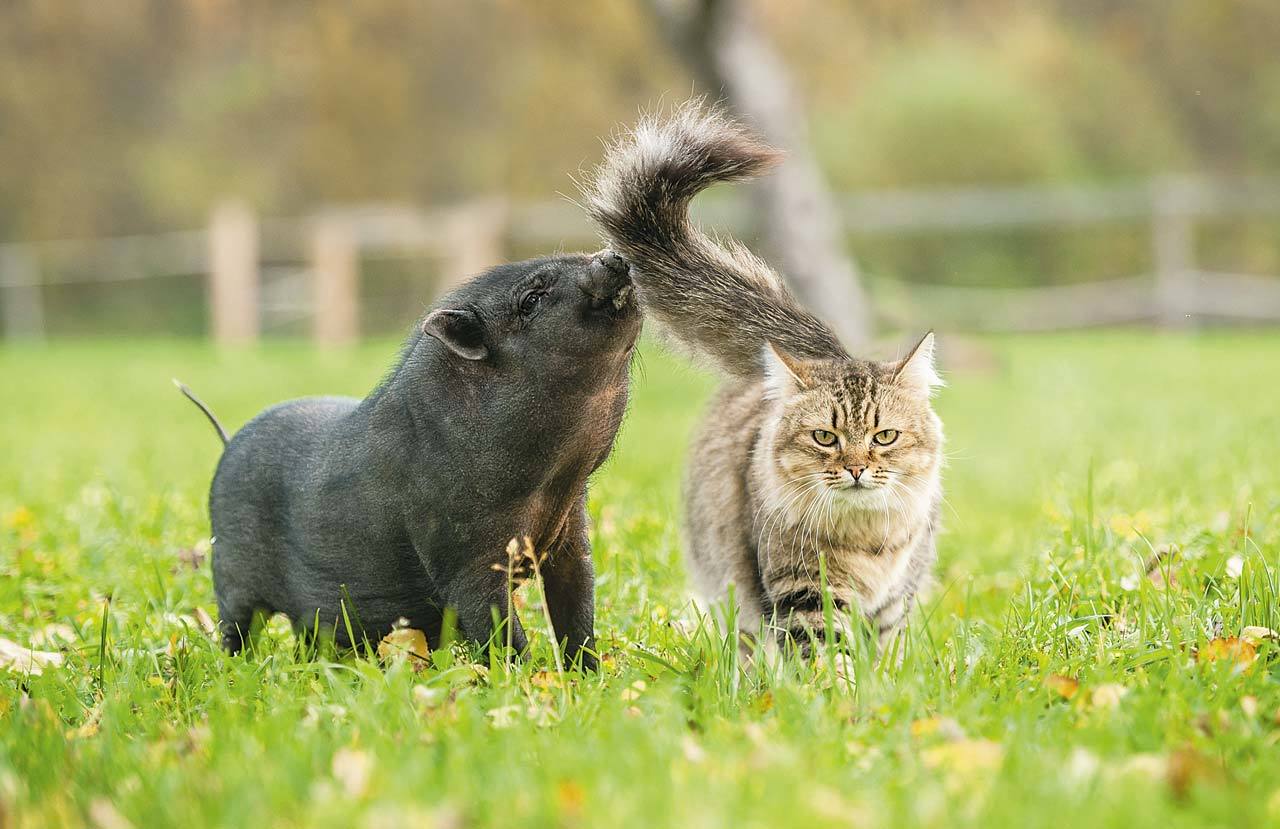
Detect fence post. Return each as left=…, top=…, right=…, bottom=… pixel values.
left=441, top=198, right=508, bottom=290
left=208, top=201, right=260, bottom=345
left=310, top=217, right=359, bottom=346
left=1152, top=179, right=1197, bottom=330
left=0, top=247, right=45, bottom=342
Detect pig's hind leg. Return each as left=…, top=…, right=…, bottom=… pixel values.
left=213, top=562, right=271, bottom=655
left=216, top=594, right=262, bottom=655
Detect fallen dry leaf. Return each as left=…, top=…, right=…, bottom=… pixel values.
left=174, top=541, right=209, bottom=571
left=331, top=747, right=373, bottom=798
left=620, top=680, right=647, bottom=702
left=377, top=627, right=429, bottom=668
left=30, top=623, right=76, bottom=649
left=1045, top=674, right=1080, bottom=700
left=1197, top=637, right=1257, bottom=670
left=192, top=607, right=217, bottom=636
left=1167, top=746, right=1218, bottom=800
left=0, top=637, right=64, bottom=675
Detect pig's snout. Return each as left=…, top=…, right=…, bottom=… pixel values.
left=577, top=251, right=634, bottom=312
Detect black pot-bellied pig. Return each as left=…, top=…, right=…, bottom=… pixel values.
left=179, top=251, right=639, bottom=669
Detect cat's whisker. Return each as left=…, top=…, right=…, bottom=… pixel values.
left=892, top=470, right=959, bottom=522
left=751, top=473, right=823, bottom=530
left=758, top=476, right=825, bottom=553
left=751, top=472, right=825, bottom=526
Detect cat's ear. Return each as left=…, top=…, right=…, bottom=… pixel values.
left=762, top=342, right=812, bottom=397
left=892, top=332, right=942, bottom=395
left=423, top=308, right=488, bottom=361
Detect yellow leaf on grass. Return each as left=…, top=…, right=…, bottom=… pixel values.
left=377, top=628, right=429, bottom=667
left=0, top=638, right=64, bottom=675
left=1197, top=637, right=1257, bottom=669
left=3, top=506, right=34, bottom=530
left=556, top=780, right=586, bottom=817
left=1045, top=674, right=1080, bottom=700
left=529, top=670, right=564, bottom=690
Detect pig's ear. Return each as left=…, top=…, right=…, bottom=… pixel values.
left=422, top=308, right=488, bottom=361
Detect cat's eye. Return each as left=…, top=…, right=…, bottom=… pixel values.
left=872, top=429, right=899, bottom=446
left=812, top=429, right=838, bottom=447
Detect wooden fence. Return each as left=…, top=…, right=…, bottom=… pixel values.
left=1, top=175, right=1278, bottom=344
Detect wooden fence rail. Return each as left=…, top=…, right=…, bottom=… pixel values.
left=1, top=175, right=1278, bottom=344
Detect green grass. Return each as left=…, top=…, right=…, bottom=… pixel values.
left=1, top=332, right=1278, bottom=828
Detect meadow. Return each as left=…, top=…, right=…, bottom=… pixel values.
left=1, top=332, right=1278, bottom=828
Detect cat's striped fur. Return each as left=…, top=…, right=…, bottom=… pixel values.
left=585, top=102, right=944, bottom=655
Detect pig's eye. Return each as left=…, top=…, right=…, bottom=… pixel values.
left=519, top=289, right=547, bottom=316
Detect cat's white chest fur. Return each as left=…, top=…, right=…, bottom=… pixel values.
left=820, top=482, right=936, bottom=616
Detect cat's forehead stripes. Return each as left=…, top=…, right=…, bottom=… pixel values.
left=799, top=358, right=934, bottom=438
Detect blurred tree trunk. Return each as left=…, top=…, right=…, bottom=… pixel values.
left=643, top=0, right=873, bottom=349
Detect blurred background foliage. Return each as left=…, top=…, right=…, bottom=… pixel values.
left=0, top=0, right=1277, bottom=330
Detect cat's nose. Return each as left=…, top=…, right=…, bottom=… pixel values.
left=846, top=466, right=866, bottom=482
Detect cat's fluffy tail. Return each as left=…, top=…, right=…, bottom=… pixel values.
left=583, top=100, right=847, bottom=378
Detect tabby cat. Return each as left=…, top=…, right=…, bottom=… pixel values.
left=585, top=103, right=944, bottom=654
